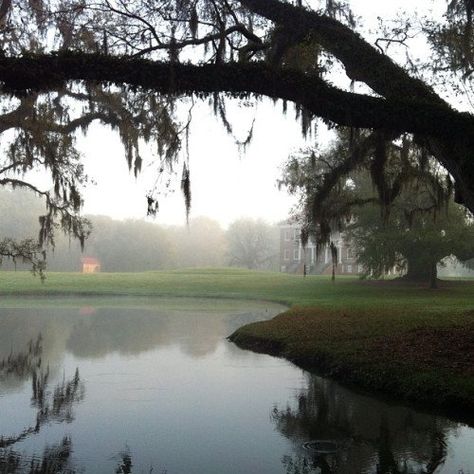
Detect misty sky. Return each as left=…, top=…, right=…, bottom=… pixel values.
left=78, top=100, right=309, bottom=227
left=75, top=0, right=441, bottom=227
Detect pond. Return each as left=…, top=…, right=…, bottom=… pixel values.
left=0, top=297, right=472, bottom=473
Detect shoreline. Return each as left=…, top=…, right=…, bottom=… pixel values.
left=229, top=308, right=474, bottom=425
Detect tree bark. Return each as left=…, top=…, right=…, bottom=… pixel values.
left=403, top=257, right=438, bottom=287
left=430, top=261, right=438, bottom=289
left=0, top=55, right=470, bottom=141
left=240, top=0, right=446, bottom=103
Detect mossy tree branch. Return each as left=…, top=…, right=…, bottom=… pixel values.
left=0, top=54, right=472, bottom=143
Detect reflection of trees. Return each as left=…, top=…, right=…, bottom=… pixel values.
left=272, top=374, right=456, bottom=474
left=0, top=336, right=84, bottom=474
left=66, top=303, right=283, bottom=359
left=0, top=334, right=42, bottom=379
left=66, top=308, right=172, bottom=358
left=0, top=309, right=77, bottom=392
left=33, top=367, right=84, bottom=427
left=112, top=446, right=165, bottom=474
left=66, top=306, right=233, bottom=359
left=0, top=302, right=284, bottom=365
left=0, top=363, right=83, bottom=449
left=114, top=447, right=133, bottom=474
left=0, top=436, right=74, bottom=473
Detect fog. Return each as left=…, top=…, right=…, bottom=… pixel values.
left=0, top=189, right=280, bottom=272
left=77, top=103, right=303, bottom=227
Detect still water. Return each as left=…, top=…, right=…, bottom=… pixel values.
left=0, top=297, right=472, bottom=473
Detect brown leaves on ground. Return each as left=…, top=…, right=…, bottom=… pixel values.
left=370, top=325, right=474, bottom=376
left=239, top=306, right=474, bottom=379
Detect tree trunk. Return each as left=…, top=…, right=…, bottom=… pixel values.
left=404, top=258, right=438, bottom=287
left=430, top=262, right=438, bottom=289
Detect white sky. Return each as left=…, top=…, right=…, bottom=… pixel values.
left=76, top=0, right=443, bottom=228
left=78, top=100, right=311, bottom=227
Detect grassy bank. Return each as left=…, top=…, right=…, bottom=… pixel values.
left=1, top=269, right=474, bottom=416
left=230, top=305, right=474, bottom=419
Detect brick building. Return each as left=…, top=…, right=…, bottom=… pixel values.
left=279, top=222, right=361, bottom=275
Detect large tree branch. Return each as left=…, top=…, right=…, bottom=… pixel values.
left=130, top=24, right=262, bottom=58
left=236, top=0, right=474, bottom=211
left=239, top=0, right=445, bottom=105
left=0, top=53, right=471, bottom=143
left=2, top=52, right=474, bottom=210
left=0, top=107, right=118, bottom=134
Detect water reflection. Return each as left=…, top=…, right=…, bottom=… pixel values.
left=0, top=300, right=471, bottom=473
left=34, top=367, right=84, bottom=426
left=114, top=447, right=133, bottom=474
left=66, top=305, right=274, bottom=359
left=0, top=436, right=74, bottom=473
left=0, top=335, right=43, bottom=380
left=0, top=301, right=281, bottom=367
left=272, top=374, right=457, bottom=473
left=0, top=337, right=83, bottom=473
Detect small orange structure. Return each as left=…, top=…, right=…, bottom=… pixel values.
left=81, top=257, right=101, bottom=273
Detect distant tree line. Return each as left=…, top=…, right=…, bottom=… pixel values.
left=0, top=189, right=279, bottom=273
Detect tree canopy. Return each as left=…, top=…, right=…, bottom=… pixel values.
left=346, top=182, right=474, bottom=287
left=226, top=218, right=278, bottom=269
left=281, top=130, right=474, bottom=286
left=1, top=0, right=474, bottom=255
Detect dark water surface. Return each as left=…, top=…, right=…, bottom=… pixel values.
left=0, top=297, right=472, bottom=473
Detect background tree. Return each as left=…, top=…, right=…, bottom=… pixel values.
left=0, top=86, right=182, bottom=272
left=168, top=217, right=227, bottom=268
left=281, top=131, right=474, bottom=287
left=226, top=218, right=278, bottom=269
left=0, top=189, right=230, bottom=271
left=0, top=188, right=47, bottom=277
left=347, top=188, right=474, bottom=288
left=0, top=2, right=183, bottom=270
left=78, top=216, right=177, bottom=272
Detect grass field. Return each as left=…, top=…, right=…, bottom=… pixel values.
left=1, top=268, right=473, bottom=417
left=2, top=268, right=474, bottom=309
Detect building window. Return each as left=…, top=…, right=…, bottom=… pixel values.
left=294, top=248, right=300, bottom=261
left=347, top=247, right=354, bottom=259
left=284, top=249, right=290, bottom=260
left=293, top=229, right=300, bottom=242
left=284, top=230, right=291, bottom=241
left=347, top=264, right=352, bottom=273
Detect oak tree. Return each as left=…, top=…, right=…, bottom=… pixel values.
left=281, top=132, right=474, bottom=287
left=0, top=0, right=474, bottom=260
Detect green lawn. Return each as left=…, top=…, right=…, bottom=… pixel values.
left=2, top=268, right=474, bottom=311
left=1, top=268, right=473, bottom=417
